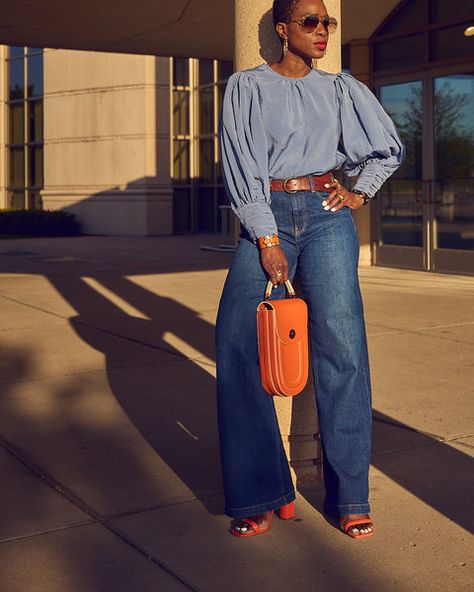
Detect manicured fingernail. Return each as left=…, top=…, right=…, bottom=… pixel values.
left=324, top=183, right=330, bottom=188
left=324, top=206, right=330, bottom=210
left=330, top=207, right=337, bottom=212
left=322, top=201, right=327, bottom=206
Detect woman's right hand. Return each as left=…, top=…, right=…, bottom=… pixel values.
left=260, top=245, right=289, bottom=285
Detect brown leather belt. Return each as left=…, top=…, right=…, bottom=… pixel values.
left=270, top=172, right=335, bottom=194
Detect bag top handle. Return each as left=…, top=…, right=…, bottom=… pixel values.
left=264, top=279, right=296, bottom=300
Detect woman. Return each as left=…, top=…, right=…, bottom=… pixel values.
left=216, top=0, right=404, bottom=539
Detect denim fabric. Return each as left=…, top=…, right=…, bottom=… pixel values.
left=215, top=189, right=372, bottom=518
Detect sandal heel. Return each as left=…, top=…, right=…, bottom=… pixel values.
left=276, top=501, right=295, bottom=520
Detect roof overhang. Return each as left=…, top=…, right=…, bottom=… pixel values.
left=0, top=0, right=401, bottom=59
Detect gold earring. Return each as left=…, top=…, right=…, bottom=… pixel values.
left=283, top=38, right=288, bottom=54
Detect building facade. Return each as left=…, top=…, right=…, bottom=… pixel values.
left=0, top=0, right=473, bottom=274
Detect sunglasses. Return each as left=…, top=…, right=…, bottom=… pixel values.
left=287, top=14, right=338, bottom=34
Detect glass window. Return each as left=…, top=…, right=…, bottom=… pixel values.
left=173, top=57, right=189, bottom=87
left=6, top=45, right=44, bottom=211
left=27, top=191, right=42, bottom=210
left=373, top=0, right=474, bottom=72
left=378, top=82, right=424, bottom=247
left=10, top=191, right=26, bottom=210
left=172, top=57, right=231, bottom=234
left=431, top=24, right=474, bottom=61
left=10, top=103, right=25, bottom=144
left=173, top=140, right=190, bottom=183
left=196, top=187, right=216, bottom=232
left=377, top=0, right=424, bottom=36
left=30, top=146, right=44, bottom=187
left=9, top=148, right=25, bottom=189
left=29, top=101, right=43, bottom=143
left=8, top=59, right=24, bottom=101
left=435, top=179, right=474, bottom=250
left=217, top=185, right=228, bottom=207
left=27, top=52, right=44, bottom=98
left=373, top=34, right=424, bottom=71
left=217, top=60, right=233, bottom=81
left=434, top=75, right=474, bottom=181
left=217, top=187, right=230, bottom=233
left=8, top=46, right=24, bottom=59
left=173, top=90, right=190, bottom=135
left=199, top=87, right=214, bottom=135
left=217, top=83, right=226, bottom=116
left=199, top=59, right=214, bottom=85
left=173, top=188, right=192, bottom=233
left=216, top=142, right=223, bottom=184
left=199, top=138, right=214, bottom=183
left=434, top=74, right=474, bottom=250
left=430, top=0, right=474, bottom=22
left=342, top=44, right=350, bottom=73
left=380, top=81, right=423, bottom=180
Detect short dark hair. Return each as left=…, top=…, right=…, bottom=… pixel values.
left=272, top=0, right=301, bottom=28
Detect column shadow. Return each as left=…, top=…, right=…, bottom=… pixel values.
left=47, top=272, right=224, bottom=515
left=298, top=409, right=474, bottom=534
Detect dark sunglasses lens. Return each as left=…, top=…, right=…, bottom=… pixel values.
left=301, top=16, right=320, bottom=32
left=301, top=16, right=337, bottom=33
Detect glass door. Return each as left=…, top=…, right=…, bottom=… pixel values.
left=373, top=66, right=474, bottom=274
left=373, top=78, right=426, bottom=270
left=431, top=72, right=474, bottom=273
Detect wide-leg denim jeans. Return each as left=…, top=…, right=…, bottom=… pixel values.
left=215, top=189, right=372, bottom=518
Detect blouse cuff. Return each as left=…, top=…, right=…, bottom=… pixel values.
left=350, top=157, right=401, bottom=199
left=235, top=202, right=278, bottom=242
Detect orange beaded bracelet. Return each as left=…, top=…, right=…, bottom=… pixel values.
left=257, top=234, right=280, bottom=250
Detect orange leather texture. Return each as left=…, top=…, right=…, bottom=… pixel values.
left=256, top=295, right=309, bottom=397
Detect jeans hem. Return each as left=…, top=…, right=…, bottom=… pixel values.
left=225, top=489, right=296, bottom=518
left=324, top=502, right=371, bottom=516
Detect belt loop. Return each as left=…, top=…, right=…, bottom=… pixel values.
left=308, top=175, right=316, bottom=193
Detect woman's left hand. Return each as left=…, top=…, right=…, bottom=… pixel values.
left=322, top=180, right=365, bottom=212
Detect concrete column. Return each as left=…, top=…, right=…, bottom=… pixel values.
left=41, top=49, right=173, bottom=235
left=234, top=0, right=342, bottom=484
left=348, top=38, right=372, bottom=266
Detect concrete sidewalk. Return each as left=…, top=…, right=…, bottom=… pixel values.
left=0, top=235, right=472, bottom=592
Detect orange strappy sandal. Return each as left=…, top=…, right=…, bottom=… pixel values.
left=231, top=501, right=295, bottom=537
left=340, top=518, right=374, bottom=539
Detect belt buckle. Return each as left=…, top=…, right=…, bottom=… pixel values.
left=283, top=178, right=298, bottom=194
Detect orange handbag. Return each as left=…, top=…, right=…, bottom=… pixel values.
left=256, top=279, right=309, bottom=397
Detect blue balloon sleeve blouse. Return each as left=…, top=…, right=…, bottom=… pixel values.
left=218, top=63, right=405, bottom=241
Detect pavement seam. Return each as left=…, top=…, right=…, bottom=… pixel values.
left=369, top=320, right=474, bottom=331
left=372, top=414, right=444, bottom=440
left=0, top=519, right=96, bottom=544
left=0, top=435, right=198, bottom=592
left=105, top=491, right=224, bottom=522
left=0, top=493, right=226, bottom=545
left=373, top=415, right=474, bottom=440
left=372, top=436, right=474, bottom=457
left=0, top=356, right=185, bottom=387
left=367, top=321, right=474, bottom=346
